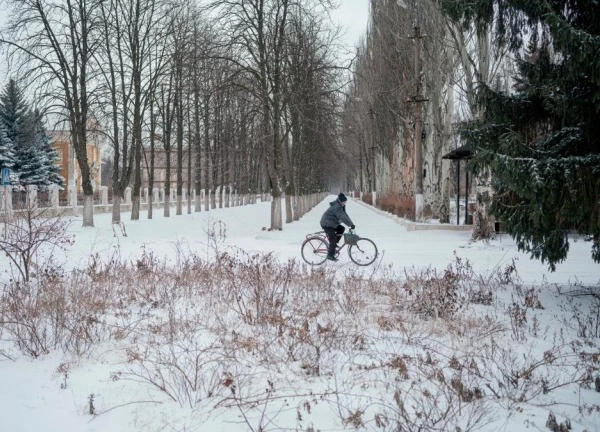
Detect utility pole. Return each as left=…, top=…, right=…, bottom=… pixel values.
left=410, top=24, right=427, bottom=221
left=369, top=107, right=377, bottom=195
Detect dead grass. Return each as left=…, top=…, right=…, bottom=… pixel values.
left=377, top=194, right=416, bottom=221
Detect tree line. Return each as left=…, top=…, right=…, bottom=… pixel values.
left=0, top=0, right=344, bottom=229
left=342, top=0, right=599, bottom=268
left=3, top=0, right=598, bottom=268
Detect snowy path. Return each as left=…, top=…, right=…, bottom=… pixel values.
left=33, top=195, right=599, bottom=286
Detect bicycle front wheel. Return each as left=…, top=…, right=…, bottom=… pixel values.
left=348, top=238, right=378, bottom=266
left=301, top=236, right=329, bottom=265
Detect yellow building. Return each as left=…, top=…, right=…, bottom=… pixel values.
left=50, top=125, right=102, bottom=194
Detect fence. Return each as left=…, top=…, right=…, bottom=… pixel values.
left=0, top=185, right=327, bottom=223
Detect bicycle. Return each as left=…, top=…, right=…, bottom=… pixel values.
left=301, top=229, right=378, bottom=266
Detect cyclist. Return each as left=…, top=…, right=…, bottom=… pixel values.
left=320, top=193, right=355, bottom=261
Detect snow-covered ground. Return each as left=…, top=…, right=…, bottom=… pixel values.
left=9, top=195, right=595, bottom=285
left=1, top=196, right=598, bottom=432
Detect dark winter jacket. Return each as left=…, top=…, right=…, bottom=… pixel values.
left=320, top=199, right=354, bottom=228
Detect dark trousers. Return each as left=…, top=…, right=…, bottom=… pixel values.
left=322, top=225, right=345, bottom=256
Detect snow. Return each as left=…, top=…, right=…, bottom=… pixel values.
left=1, top=196, right=599, bottom=431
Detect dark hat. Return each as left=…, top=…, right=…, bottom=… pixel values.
left=338, top=193, right=347, bottom=202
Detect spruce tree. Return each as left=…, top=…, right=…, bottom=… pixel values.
left=0, top=122, right=16, bottom=170
left=450, top=1, right=600, bottom=269
left=34, top=115, right=63, bottom=188
left=0, top=79, right=32, bottom=150
left=0, top=79, right=38, bottom=185
left=17, top=144, right=46, bottom=186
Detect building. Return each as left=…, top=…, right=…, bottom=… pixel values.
left=141, top=147, right=194, bottom=190
left=50, top=123, right=103, bottom=195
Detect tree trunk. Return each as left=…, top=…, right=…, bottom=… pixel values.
left=112, top=194, right=122, bottom=224
left=204, top=95, right=210, bottom=212
left=440, top=79, right=454, bottom=223
left=472, top=29, right=495, bottom=238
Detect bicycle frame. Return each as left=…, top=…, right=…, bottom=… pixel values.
left=307, top=231, right=347, bottom=254
left=301, top=228, right=377, bottom=266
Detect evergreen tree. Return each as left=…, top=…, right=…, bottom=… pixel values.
left=17, top=143, right=46, bottom=186
left=0, top=82, right=62, bottom=188
left=0, top=79, right=38, bottom=184
left=34, top=114, right=63, bottom=188
left=0, top=122, right=16, bottom=170
left=452, top=1, right=600, bottom=269
left=0, top=79, right=33, bottom=151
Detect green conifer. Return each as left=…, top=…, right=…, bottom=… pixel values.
left=443, top=0, right=600, bottom=269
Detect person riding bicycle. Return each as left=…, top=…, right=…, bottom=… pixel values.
left=320, top=193, right=355, bottom=261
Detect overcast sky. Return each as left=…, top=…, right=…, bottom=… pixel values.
left=334, top=0, right=370, bottom=50
left=0, top=0, right=369, bottom=94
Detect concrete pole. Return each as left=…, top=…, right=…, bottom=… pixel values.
left=2, top=186, right=13, bottom=222
left=27, top=185, right=37, bottom=209
left=50, top=184, right=59, bottom=209
left=101, top=186, right=109, bottom=212
left=125, top=187, right=132, bottom=204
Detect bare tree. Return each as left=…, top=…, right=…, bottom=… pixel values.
left=283, top=7, right=342, bottom=221
left=207, top=0, right=338, bottom=229
left=129, top=0, right=170, bottom=220
left=96, top=0, right=133, bottom=225
left=157, top=78, right=176, bottom=217
left=343, top=0, right=456, bottom=223
left=440, top=0, right=514, bottom=237
left=94, top=0, right=170, bottom=223
left=1, top=0, right=100, bottom=226
left=173, top=20, right=187, bottom=216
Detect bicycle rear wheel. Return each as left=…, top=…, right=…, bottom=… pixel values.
left=348, top=238, right=378, bottom=266
left=301, top=236, right=329, bottom=265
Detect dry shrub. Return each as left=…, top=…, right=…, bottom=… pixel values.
left=210, top=251, right=358, bottom=376
left=558, top=284, right=600, bottom=339
left=0, top=268, right=109, bottom=357
left=389, top=369, right=492, bottom=432
left=122, top=337, right=229, bottom=409
left=0, top=281, right=59, bottom=357
left=0, top=203, right=73, bottom=282
left=403, top=265, right=466, bottom=320
left=524, top=287, right=544, bottom=309
left=508, top=300, right=528, bottom=341
left=212, top=251, right=298, bottom=325
left=2, top=227, right=597, bottom=430
left=377, top=194, right=415, bottom=220
left=476, top=342, right=594, bottom=406
left=396, top=255, right=522, bottom=322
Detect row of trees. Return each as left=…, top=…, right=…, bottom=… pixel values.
left=343, top=0, right=599, bottom=268
left=4, top=0, right=596, bottom=267
left=0, top=0, right=346, bottom=228
left=0, top=79, right=62, bottom=188
left=341, top=0, right=458, bottom=221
